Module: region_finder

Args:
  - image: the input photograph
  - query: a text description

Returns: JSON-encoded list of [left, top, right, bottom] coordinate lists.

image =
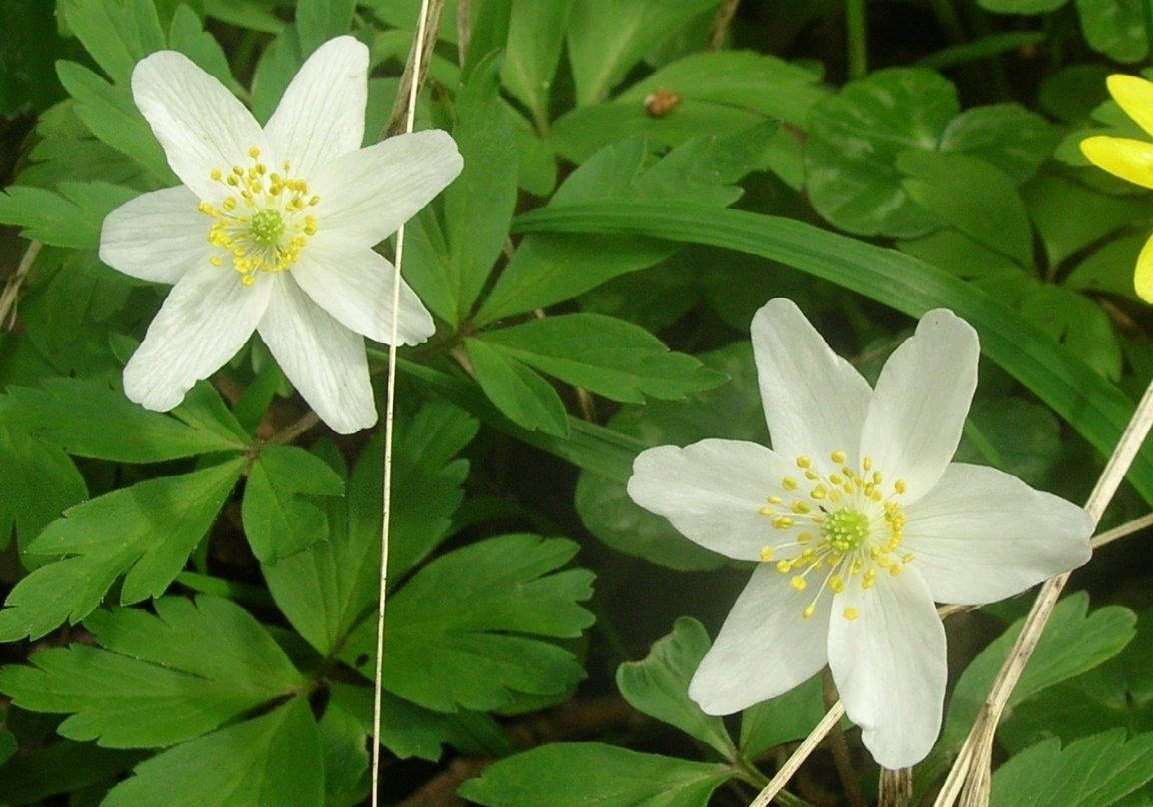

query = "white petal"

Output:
[[690, 564, 832, 714], [132, 50, 268, 201], [257, 274, 376, 434], [751, 299, 872, 473], [627, 439, 802, 562], [99, 186, 210, 284], [124, 264, 271, 410], [828, 568, 946, 768], [310, 130, 463, 246], [860, 309, 978, 504], [264, 36, 368, 179], [901, 463, 1092, 605], [290, 235, 435, 345]]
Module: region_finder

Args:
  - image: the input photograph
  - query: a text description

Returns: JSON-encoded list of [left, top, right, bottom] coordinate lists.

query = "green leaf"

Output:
[[1024, 171, 1149, 268], [503, 0, 573, 126], [1019, 283, 1122, 381], [0, 426, 87, 552], [0, 596, 305, 748], [242, 444, 343, 563], [617, 617, 735, 757], [898, 151, 1033, 267], [263, 404, 476, 656], [476, 313, 723, 404], [942, 592, 1136, 751], [565, 0, 719, 105], [0, 182, 138, 249], [978, 0, 1068, 12], [295, 0, 357, 54], [955, 398, 1063, 487], [58, 0, 166, 85], [939, 104, 1057, 184], [465, 338, 570, 437], [575, 343, 763, 571], [0, 0, 68, 117], [167, 5, 234, 87], [55, 61, 176, 180], [0, 459, 245, 641], [102, 696, 323, 807], [317, 696, 369, 804], [459, 742, 733, 807], [805, 68, 959, 237], [0, 740, 139, 805], [511, 201, 1153, 507], [991, 730, 1153, 807], [343, 534, 594, 712], [0, 724, 13, 767], [1065, 235, 1145, 301], [478, 129, 771, 324], [204, 0, 285, 34], [441, 52, 519, 325], [739, 675, 826, 759], [1076, 0, 1148, 63], [1, 379, 248, 462]]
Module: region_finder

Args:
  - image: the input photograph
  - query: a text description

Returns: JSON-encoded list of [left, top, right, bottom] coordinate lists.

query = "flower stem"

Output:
[[846, 0, 868, 80], [823, 670, 868, 807], [0, 239, 41, 330], [371, 1, 439, 804], [748, 700, 846, 807], [933, 376, 1153, 807], [708, 0, 742, 51]]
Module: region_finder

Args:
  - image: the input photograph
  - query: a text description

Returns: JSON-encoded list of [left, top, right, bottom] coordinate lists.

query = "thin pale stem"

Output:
[[879, 767, 912, 807], [933, 376, 1153, 807], [0, 240, 41, 330], [823, 671, 867, 807], [749, 701, 846, 807], [371, 1, 437, 804]]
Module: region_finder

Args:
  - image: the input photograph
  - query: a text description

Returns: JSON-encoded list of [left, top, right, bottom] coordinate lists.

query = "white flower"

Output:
[[626, 299, 1092, 768], [99, 36, 463, 433]]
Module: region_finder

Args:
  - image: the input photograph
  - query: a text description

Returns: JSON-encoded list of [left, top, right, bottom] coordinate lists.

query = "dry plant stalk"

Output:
[[879, 768, 913, 807], [371, 1, 441, 803], [933, 376, 1153, 807], [383, 0, 445, 139], [0, 240, 41, 330]]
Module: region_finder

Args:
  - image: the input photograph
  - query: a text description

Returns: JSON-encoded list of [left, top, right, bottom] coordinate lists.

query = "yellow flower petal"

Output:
[[1080, 136, 1153, 190], [1108, 74, 1153, 139], [1135, 235, 1153, 303]]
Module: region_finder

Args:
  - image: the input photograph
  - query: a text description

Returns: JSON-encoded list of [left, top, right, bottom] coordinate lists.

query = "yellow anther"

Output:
[[767, 496, 783, 505], [209, 255, 222, 267], [241, 274, 255, 286], [248, 146, 261, 158], [810, 485, 827, 500], [772, 516, 794, 529], [776, 560, 791, 574], [797, 532, 813, 544], [309, 195, 320, 206], [843, 608, 860, 621], [829, 575, 845, 594], [894, 479, 907, 494], [890, 564, 903, 576], [210, 168, 222, 181], [791, 576, 807, 591], [791, 501, 811, 514], [831, 450, 847, 464], [782, 477, 798, 491], [829, 474, 843, 485], [902, 553, 915, 563], [760, 547, 775, 562], [802, 604, 816, 619], [872, 471, 882, 485], [758, 507, 774, 516], [796, 456, 812, 469], [862, 457, 873, 471], [222, 197, 237, 211]]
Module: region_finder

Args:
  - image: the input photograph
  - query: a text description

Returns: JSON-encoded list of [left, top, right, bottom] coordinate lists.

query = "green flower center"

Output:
[[195, 145, 320, 286], [756, 450, 911, 621], [250, 209, 286, 246], [822, 508, 870, 553]]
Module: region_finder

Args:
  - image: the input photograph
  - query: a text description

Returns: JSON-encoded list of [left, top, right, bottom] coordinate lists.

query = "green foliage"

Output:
[[616, 617, 735, 758], [459, 743, 733, 807], [0, 459, 245, 641], [344, 533, 595, 712], [990, 730, 1153, 807], [3, 1, 1153, 803], [102, 697, 323, 807], [0, 596, 306, 747]]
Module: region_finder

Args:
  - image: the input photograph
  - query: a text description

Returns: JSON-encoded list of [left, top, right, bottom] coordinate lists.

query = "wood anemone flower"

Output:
[[100, 36, 462, 433], [627, 298, 1093, 768]]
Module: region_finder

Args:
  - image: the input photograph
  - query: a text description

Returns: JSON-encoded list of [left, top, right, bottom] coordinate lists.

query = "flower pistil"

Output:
[[758, 451, 911, 621]]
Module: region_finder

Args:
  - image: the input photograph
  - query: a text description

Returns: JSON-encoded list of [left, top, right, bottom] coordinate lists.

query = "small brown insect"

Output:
[[644, 87, 682, 118]]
